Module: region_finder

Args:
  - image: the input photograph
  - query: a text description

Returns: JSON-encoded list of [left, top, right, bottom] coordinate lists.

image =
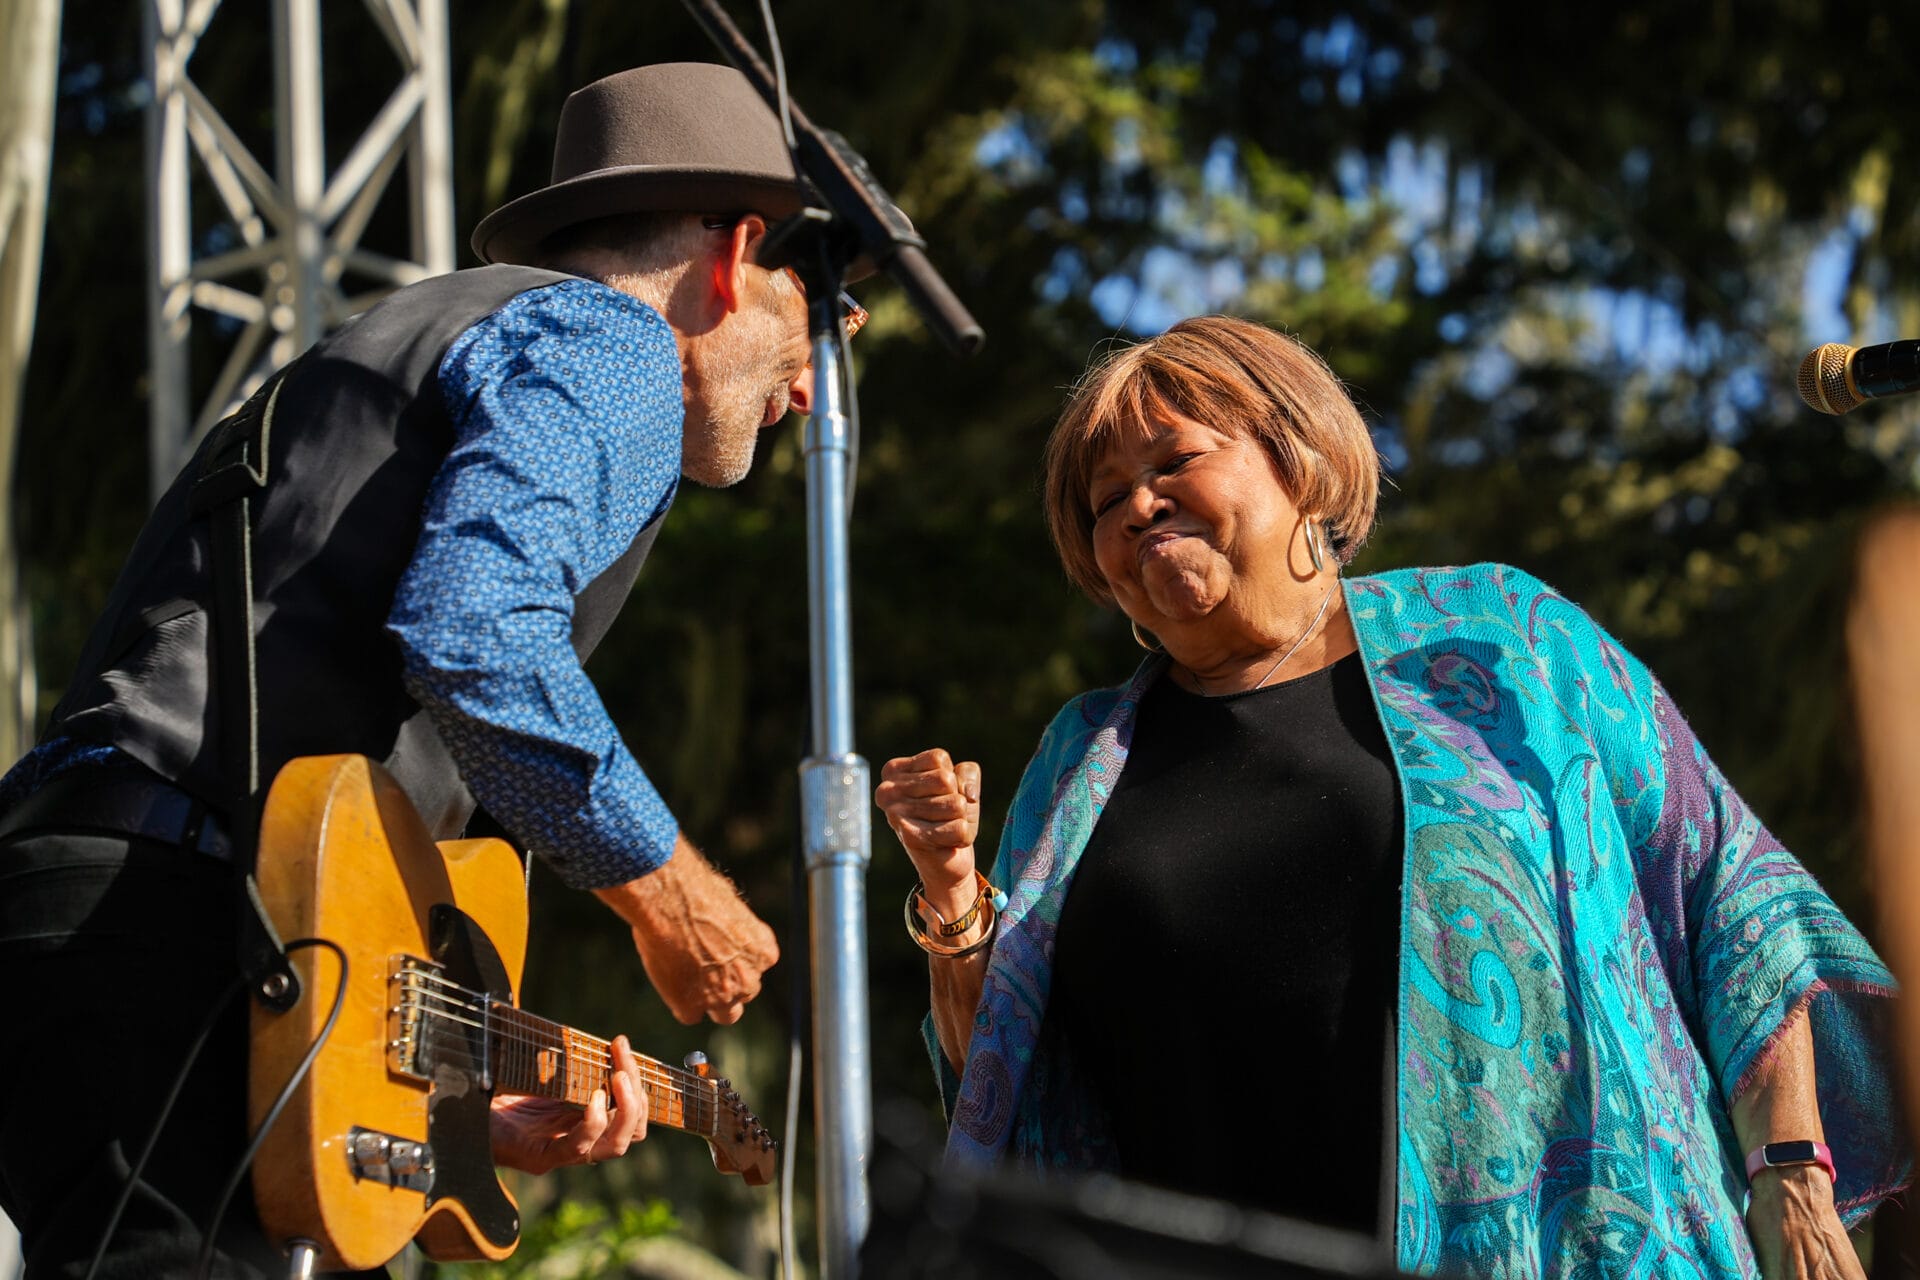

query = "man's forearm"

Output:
[[594, 832, 780, 1025]]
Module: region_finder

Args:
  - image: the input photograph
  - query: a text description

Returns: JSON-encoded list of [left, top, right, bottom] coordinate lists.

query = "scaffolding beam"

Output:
[[0, 0, 61, 762], [144, 0, 454, 500]]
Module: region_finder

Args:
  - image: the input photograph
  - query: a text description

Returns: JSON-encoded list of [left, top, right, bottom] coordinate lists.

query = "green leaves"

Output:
[[431, 1197, 683, 1279]]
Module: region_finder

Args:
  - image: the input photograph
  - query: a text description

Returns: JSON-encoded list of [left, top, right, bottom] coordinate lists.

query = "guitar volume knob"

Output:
[[350, 1131, 392, 1172], [389, 1141, 433, 1176]]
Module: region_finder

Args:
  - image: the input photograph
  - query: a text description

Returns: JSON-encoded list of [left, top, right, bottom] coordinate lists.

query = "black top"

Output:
[[1050, 651, 1403, 1232]]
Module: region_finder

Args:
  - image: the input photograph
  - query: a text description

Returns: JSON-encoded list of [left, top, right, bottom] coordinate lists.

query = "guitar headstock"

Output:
[[704, 1075, 777, 1186]]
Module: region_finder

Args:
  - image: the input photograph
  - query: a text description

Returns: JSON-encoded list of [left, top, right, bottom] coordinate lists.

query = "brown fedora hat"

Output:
[[472, 62, 811, 267]]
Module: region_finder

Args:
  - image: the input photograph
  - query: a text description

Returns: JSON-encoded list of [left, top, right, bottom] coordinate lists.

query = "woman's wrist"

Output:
[[927, 916, 990, 954], [905, 870, 1005, 960], [917, 866, 979, 920], [1748, 1161, 1835, 1198]]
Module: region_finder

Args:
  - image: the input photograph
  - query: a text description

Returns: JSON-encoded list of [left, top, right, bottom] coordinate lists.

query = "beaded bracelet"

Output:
[[904, 873, 1008, 959]]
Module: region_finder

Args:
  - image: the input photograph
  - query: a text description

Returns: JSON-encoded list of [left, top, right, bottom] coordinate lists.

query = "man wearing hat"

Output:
[[0, 62, 840, 1275]]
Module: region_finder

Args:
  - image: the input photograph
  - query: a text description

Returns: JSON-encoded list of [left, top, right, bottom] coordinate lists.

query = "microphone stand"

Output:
[[787, 212, 874, 1280], [676, 4, 984, 1276]]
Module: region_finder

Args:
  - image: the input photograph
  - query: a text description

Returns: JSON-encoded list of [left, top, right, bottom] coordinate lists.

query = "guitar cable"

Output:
[[81, 971, 247, 1280], [82, 935, 346, 1280], [193, 936, 349, 1280]]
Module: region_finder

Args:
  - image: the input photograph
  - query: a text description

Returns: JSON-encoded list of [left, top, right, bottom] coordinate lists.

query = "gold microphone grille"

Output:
[[1797, 342, 1858, 415]]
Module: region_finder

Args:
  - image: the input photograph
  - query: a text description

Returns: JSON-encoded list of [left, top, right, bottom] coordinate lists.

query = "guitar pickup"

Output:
[[347, 1126, 435, 1193]]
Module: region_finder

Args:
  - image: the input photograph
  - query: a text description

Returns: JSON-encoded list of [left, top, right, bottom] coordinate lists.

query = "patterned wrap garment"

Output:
[[928, 562, 1908, 1277]]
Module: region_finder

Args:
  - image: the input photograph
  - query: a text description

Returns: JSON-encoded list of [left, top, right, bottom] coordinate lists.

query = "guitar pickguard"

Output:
[[416, 903, 520, 1250]]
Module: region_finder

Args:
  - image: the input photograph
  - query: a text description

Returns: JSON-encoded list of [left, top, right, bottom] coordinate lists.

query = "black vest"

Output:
[[49, 266, 672, 839]]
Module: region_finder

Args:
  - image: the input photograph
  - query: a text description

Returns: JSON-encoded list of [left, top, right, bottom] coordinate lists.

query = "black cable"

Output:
[[81, 971, 249, 1280], [754, 0, 862, 520], [193, 937, 349, 1280], [756, 0, 799, 161]]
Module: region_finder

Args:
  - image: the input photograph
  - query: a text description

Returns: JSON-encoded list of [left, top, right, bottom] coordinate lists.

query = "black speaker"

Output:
[[862, 1103, 1413, 1280]]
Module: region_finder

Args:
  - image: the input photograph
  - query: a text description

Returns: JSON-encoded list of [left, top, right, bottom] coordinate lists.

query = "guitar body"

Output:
[[249, 754, 527, 1271]]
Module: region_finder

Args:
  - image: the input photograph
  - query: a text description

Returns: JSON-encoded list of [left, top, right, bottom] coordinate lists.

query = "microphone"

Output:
[[679, 0, 985, 357], [1797, 340, 1920, 414]]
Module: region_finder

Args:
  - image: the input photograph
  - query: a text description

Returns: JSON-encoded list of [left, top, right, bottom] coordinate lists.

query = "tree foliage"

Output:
[[19, 0, 1919, 1268]]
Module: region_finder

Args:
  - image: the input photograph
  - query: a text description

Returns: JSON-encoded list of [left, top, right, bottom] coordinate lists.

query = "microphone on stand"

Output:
[[1797, 339, 1920, 414]]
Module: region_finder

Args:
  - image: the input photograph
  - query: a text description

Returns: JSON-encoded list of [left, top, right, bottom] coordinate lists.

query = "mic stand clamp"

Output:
[[758, 207, 853, 278]]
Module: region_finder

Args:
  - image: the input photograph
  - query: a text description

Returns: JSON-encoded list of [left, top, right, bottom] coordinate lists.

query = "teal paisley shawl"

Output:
[[929, 562, 1907, 1277]]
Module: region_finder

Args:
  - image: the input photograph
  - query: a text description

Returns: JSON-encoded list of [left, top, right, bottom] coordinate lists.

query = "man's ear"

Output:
[[711, 214, 769, 316]]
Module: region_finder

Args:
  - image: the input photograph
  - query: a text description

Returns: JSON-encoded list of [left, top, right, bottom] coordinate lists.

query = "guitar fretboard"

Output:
[[485, 1004, 719, 1137]]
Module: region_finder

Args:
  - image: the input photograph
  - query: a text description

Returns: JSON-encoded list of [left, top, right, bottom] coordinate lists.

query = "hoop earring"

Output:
[[1304, 517, 1329, 574], [1130, 619, 1164, 653]]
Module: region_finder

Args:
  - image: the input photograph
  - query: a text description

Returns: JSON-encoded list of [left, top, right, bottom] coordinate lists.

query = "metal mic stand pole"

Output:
[[791, 234, 871, 1280], [671, 15, 983, 1274]]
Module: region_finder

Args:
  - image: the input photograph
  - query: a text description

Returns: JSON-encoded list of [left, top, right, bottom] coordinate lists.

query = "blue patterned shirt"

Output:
[[2, 278, 686, 889], [386, 279, 684, 887]]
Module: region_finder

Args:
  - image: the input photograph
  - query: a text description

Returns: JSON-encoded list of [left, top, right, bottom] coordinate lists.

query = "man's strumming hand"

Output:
[[593, 833, 779, 1025]]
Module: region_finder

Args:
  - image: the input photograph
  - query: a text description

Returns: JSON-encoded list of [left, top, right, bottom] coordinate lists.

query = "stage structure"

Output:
[[143, 0, 454, 501], [0, 0, 59, 768]]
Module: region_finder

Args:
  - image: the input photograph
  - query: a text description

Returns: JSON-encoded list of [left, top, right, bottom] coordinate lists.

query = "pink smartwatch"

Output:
[[1745, 1140, 1835, 1183]]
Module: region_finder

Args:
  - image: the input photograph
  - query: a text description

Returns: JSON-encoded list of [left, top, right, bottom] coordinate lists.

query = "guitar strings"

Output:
[[387, 978, 756, 1132], [398, 968, 710, 1078], [381, 968, 766, 1142], [394, 980, 710, 1088], [397, 974, 707, 1078], [410, 1033, 722, 1134], [406, 1024, 729, 1135], [393, 970, 699, 1068], [406, 1011, 714, 1101], [406, 1022, 724, 1130]]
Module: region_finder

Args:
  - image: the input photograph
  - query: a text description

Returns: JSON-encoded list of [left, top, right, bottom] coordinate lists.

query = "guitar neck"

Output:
[[485, 1004, 718, 1138]]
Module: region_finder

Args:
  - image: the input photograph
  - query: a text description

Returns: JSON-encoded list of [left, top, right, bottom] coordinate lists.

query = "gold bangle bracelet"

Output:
[[924, 872, 994, 937], [904, 876, 1006, 959]]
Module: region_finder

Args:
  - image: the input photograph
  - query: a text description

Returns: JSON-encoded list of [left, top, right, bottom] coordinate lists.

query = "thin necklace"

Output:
[[1199, 578, 1340, 695]]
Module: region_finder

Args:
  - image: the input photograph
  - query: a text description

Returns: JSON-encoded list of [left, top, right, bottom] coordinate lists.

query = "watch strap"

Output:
[[1744, 1139, 1835, 1184]]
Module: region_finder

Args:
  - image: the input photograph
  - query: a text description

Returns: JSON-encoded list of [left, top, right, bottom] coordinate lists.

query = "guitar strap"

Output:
[[187, 363, 303, 1013]]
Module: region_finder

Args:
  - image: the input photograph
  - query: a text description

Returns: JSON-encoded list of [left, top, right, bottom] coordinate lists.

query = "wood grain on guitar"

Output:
[[247, 754, 776, 1272]]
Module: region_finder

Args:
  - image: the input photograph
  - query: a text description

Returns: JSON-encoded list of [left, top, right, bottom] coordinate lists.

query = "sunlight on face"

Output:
[[1088, 410, 1304, 632], [681, 272, 811, 488]]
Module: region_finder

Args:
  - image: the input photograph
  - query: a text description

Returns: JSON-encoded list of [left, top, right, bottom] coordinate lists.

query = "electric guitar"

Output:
[[247, 754, 775, 1272]]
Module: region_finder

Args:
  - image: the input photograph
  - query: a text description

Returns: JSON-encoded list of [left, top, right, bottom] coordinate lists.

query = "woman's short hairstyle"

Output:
[[1043, 315, 1381, 605]]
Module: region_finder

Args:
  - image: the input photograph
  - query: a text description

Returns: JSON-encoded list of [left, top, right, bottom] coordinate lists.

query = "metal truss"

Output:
[[143, 0, 453, 499]]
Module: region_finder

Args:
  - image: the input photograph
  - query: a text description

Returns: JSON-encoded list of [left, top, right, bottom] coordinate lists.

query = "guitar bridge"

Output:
[[387, 955, 442, 1082]]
